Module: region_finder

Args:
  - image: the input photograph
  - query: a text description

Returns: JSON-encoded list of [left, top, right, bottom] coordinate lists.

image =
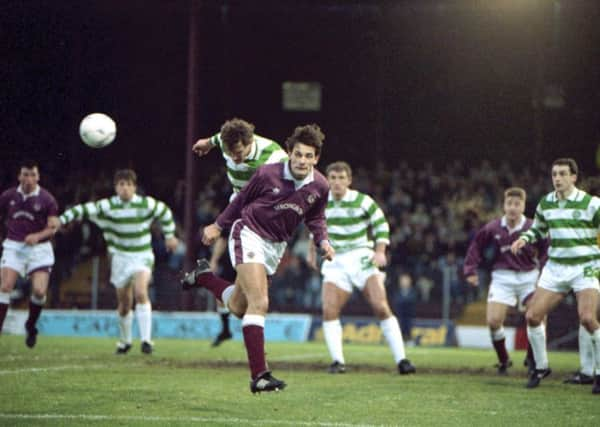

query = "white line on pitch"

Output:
[[0, 364, 106, 375], [0, 413, 386, 427]]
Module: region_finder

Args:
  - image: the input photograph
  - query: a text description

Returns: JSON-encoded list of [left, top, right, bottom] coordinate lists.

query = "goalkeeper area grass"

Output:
[[0, 335, 598, 426]]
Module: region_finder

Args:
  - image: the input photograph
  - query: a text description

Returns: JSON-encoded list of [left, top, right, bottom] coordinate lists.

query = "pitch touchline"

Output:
[[0, 413, 386, 427], [0, 365, 106, 375]]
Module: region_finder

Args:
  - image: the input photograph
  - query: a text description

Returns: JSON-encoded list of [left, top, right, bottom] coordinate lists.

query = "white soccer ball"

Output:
[[79, 113, 117, 148]]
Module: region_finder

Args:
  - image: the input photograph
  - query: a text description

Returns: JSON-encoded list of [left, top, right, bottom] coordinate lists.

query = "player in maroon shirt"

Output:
[[0, 160, 59, 347], [463, 187, 548, 375], [181, 124, 335, 393]]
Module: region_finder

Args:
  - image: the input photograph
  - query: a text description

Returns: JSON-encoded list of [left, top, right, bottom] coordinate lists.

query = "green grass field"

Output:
[[0, 335, 598, 426]]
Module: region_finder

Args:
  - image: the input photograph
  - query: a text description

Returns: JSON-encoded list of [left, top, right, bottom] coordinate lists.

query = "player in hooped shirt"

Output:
[[464, 187, 548, 375], [181, 124, 334, 393], [0, 160, 59, 347]]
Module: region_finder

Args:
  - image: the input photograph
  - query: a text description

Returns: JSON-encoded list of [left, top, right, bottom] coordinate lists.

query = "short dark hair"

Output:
[[220, 118, 255, 152], [114, 169, 137, 185], [552, 158, 578, 175], [19, 159, 39, 170], [285, 124, 324, 156], [326, 161, 352, 180]]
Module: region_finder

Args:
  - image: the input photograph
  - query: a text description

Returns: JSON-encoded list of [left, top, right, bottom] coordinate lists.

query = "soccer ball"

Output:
[[79, 113, 116, 148]]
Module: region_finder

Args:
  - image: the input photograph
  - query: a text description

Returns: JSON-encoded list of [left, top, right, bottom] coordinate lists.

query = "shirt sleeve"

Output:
[[149, 197, 176, 238], [520, 204, 548, 244], [363, 194, 390, 246], [60, 200, 105, 224], [305, 187, 329, 247], [463, 224, 490, 276]]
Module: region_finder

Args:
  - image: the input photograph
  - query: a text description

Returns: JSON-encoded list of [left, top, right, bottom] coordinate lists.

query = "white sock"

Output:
[[381, 316, 406, 363], [222, 285, 235, 312], [0, 291, 10, 304], [30, 295, 46, 306], [323, 319, 345, 364], [135, 303, 152, 343], [491, 327, 505, 342], [119, 311, 133, 344], [527, 324, 548, 369], [579, 324, 594, 376], [591, 328, 600, 375]]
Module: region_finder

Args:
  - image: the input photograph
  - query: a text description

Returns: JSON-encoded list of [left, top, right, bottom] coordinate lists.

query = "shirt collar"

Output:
[[283, 161, 314, 189], [17, 185, 40, 199], [552, 187, 580, 202], [113, 194, 140, 205], [501, 214, 526, 232]]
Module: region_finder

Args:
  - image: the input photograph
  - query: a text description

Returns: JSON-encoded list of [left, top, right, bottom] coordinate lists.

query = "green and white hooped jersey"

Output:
[[210, 133, 288, 193], [326, 189, 390, 253], [59, 194, 176, 257], [521, 188, 600, 265]]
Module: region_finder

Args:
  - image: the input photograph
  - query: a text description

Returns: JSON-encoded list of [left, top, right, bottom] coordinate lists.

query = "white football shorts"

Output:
[[110, 251, 154, 289], [321, 247, 384, 293], [537, 261, 600, 294], [228, 219, 287, 276], [1, 239, 54, 276], [487, 269, 539, 307]]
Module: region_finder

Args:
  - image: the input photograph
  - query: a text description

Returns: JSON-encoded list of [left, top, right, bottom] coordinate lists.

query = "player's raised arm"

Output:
[[192, 137, 215, 157]]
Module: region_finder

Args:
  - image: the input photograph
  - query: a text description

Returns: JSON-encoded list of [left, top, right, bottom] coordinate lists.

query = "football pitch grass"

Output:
[[0, 336, 598, 426]]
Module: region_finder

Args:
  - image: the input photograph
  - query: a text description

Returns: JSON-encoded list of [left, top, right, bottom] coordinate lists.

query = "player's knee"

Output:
[[579, 314, 598, 332], [248, 296, 269, 314], [322, 302, 340, 320], [117, 306, 130, 317], [372, 303, 391, 320], [525, 309, 543, 326], [487, 318, 503, 330]]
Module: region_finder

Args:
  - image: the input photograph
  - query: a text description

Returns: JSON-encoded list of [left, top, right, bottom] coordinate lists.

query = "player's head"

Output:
[[326, 161, 352, 199], [503, 187, 526, 222], [285, 124, 324, 180], [220, 118, 255, 164], [551, 158, 578, 194], [114, 169, 137, 201], [18, 159, 40, 193]]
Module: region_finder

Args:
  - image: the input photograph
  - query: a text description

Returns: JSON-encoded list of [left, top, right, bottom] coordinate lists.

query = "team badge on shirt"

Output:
[[572, 210, 581, 219], [272, 187, 280, 195], [33, 203, 41, 212], [307, 194, 316, 204]]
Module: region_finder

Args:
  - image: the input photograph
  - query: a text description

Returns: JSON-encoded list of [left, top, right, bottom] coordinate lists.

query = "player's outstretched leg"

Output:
[[491, 327, 511, 375], [24, 295, 45, 348], [212, 307, 232, 347], [565, 325, 595, 384], [526, 323, 551, 388], [181, 259, 231, 298]]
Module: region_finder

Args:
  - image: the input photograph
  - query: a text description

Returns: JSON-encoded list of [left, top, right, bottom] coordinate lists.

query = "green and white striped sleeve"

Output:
[[148, 196, 176, 238], [521, 203, 549, 244], [60, 199, 108, 225], [363, 194, 390, 245]]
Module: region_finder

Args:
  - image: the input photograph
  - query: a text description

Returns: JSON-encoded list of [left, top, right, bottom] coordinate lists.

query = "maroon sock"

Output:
[[242, 324, 267, 380], [492, 338, 509, 364], [25, 300, 43, 330], [0, 303, 8, 333], [526, 341, 534, 362], [196, 273, 231, 302]]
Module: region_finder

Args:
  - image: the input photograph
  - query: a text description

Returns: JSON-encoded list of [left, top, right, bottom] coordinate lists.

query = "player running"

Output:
[[0, 160, 59, 348], [55, 169, 178, 355], [463, 187, 547, 375]]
